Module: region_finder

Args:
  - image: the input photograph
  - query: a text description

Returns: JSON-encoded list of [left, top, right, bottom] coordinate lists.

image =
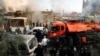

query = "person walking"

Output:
[[23, 27, 26, 34], [41, 36, 49, 53], [35, 29, 42, 42], [43, 28, 48, 37], [34, 44, 44, 56], [16, 28, 21, 34]]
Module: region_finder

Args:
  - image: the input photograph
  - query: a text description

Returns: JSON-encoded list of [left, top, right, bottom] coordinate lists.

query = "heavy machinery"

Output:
[[49, 21, 100, 38], [48, 20, 100, 56]]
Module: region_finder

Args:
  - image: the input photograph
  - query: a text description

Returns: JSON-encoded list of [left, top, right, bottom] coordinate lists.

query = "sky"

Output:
[[38, 0, 83, 13]]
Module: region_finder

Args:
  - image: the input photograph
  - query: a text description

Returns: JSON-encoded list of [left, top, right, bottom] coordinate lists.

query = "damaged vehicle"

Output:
[[6, 34, 38, 56]]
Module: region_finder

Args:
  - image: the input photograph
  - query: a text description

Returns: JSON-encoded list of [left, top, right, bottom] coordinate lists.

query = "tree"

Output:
[[0, 31, 24, 56]]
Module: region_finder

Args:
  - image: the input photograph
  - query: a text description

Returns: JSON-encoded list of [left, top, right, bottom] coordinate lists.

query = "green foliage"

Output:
[[0, 31, 24, 56], [0, 40, 7, 56], [0, 14, 3, 23], [0, 30, 4, 40]]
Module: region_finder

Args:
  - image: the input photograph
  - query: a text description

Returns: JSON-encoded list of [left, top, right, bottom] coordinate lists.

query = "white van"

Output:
[[27, 27, 45, 35]]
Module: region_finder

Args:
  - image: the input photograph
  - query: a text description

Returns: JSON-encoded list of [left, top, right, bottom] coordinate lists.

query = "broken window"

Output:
[[51, 26, 60, 32], [29, 38, 37, 49]]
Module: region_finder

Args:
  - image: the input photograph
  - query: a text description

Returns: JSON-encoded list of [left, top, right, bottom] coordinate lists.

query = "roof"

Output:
[[27, 27, 45, 33], [19, 34, 35, 42], [53, 21, 65, 26], [66, 22, 92, 32], [7, 34, 36, 44], [4, 16, 27, 19], [32, 27, 44, 30]]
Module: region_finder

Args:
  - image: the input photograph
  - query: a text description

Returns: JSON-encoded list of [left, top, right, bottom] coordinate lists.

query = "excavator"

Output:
[[48, 20, 100, 56]]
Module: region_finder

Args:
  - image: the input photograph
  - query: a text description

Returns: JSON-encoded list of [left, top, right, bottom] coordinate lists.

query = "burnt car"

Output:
[[7, 34, 38, 56]]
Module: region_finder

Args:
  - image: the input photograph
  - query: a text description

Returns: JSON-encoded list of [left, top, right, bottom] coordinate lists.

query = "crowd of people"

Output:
[[33, 31, 91, 56], [34, 31, 74, 56], [34, 35, 68, 56], [4, 24, 91, 56], [34, 36, 91, 56]]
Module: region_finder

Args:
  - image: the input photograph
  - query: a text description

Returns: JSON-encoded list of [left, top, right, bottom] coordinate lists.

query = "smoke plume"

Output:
[[51, 0, 64, 13], [3, 0, 28, 12], [0, 0, 45, 23], [0, 0, 42, 12], [83, 0, 100, 16]]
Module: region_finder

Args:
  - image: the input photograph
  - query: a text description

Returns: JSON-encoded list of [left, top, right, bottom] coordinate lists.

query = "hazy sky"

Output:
[[1, 0, 83, 13], [39, 0, 83, 13]]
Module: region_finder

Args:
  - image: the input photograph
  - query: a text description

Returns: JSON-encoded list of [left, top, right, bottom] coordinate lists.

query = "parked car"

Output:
[[27, 27, 45, 35]]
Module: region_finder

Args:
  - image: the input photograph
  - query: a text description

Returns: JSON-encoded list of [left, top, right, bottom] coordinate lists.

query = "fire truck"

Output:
[[49, 20, 100, 55]]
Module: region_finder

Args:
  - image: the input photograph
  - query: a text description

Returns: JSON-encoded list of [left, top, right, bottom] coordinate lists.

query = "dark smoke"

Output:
[[91, 0, 100, 15], [83, 0, 100, 16]]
